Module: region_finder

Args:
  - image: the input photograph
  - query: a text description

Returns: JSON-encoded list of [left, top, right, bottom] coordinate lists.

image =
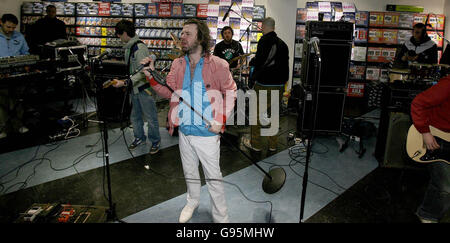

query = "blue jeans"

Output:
[[416, 162, 450, 221], [130, 89, 161, 145]]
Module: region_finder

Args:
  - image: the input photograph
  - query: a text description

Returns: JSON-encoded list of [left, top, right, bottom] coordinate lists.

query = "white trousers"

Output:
[[179, 131, 229, 223]]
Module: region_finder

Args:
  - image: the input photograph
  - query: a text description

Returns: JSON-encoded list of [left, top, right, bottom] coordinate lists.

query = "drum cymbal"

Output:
[[389, 68, 410, 74], [434, 63, 450, 68], [229, 53, 252, 64], [409, 63, 433, 67]]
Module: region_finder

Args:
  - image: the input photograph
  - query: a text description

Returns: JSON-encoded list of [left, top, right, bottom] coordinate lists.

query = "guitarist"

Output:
[[112, 20, 161, 154], [410, 75, 450, 223]]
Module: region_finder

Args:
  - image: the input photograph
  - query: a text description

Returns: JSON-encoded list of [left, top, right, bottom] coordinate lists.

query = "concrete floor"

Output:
[[0, 98, 447, 224]]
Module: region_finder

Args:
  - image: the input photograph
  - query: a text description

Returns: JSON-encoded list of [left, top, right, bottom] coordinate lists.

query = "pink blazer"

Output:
[[148, 54, 237, 135]]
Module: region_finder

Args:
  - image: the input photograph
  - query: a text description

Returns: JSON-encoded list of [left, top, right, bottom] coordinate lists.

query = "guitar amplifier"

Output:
[[306, 21, 354, 42], [93, 60, 130, 122], [94, 60, 128, 78], [375, 112, 424, 169], [41, 41, 87, 72]]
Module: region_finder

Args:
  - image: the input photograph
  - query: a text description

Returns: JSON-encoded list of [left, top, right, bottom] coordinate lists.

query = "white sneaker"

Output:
[[19, 126, 29, 134], [418, 216, 438, 223], [0, 131, 6, 139], [416, 213, 438, 223], [179, 204, 198, 223]]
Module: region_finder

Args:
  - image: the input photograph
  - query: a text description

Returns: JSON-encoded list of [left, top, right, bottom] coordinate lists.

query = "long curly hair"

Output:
[[183, 18, 211, 56]]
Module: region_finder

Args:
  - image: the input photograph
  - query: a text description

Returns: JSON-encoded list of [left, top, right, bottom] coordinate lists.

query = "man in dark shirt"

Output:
[[213, 26, 244, 69], [28, 5, 67, 53], [243, 17, 289, 153]]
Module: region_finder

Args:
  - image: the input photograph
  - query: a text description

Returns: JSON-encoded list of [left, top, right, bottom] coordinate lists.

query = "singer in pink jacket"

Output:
[[142, 19, 236, 223], [147, 54, 237, 135]]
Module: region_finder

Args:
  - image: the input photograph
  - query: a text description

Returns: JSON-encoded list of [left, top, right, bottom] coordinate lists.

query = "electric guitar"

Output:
[[102, 80, 119, 89], [406, 125, 450, 164]]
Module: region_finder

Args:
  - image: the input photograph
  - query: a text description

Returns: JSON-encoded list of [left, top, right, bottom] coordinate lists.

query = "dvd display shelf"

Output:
[[248, 5, 265, 54], [21, 2, 209, 60], [351, 12, 446, 82], [133, 2, 206, 71], [74, 2, 133, 58], [351, 11, 445, 109], [75, 15, 133, 58], [293, 8, 307, 86]]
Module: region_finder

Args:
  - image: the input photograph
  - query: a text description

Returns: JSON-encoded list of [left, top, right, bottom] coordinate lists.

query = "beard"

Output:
[[182, 40, 201, 54]]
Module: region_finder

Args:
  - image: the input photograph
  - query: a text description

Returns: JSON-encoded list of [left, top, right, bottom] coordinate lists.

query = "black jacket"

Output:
[[28, 17, 67, 53], [394, 35, 438, 68], [249, 31, 289, 85]]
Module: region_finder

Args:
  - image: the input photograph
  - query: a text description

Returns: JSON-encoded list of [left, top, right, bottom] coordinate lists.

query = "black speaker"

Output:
[[93, 60, 131, 122], [301, 41, 352, 88], [97, 84, 131, 123], [298, 90, 346, 133]]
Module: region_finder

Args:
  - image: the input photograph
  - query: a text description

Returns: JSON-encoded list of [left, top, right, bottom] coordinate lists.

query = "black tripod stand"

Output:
[[299, 41, 321, 222]]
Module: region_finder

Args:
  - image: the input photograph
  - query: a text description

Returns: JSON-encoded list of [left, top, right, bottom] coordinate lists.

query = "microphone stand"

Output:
[[299, 42, 322, 222], [148, 70, 286, 194], [87, 57, 125, 223], [239, 24, 252, 54]]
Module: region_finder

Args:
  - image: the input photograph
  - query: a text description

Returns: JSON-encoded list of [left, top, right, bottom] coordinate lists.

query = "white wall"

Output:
[[445, 0, 450, 48], [0, 0, 26, 21]]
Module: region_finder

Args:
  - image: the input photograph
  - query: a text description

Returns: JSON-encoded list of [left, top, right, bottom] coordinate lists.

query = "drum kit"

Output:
[[229, 53, 252, 90], [389, 62, 450, 83]]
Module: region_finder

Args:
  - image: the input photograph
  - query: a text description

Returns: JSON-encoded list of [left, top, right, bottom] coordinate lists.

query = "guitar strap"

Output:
[[127, 40, 145, 76]]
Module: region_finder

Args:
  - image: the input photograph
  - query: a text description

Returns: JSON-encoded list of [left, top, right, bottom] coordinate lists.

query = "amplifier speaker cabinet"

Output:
[[306, 21, 354, 41], [97, 80, 131, 123], [375, 112, 422, 169], [298, 90, 346, 133], [301, 40, 352, 88]]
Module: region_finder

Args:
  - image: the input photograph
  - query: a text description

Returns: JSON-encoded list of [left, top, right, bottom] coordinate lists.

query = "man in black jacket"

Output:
[[243, 17, 289, 153], [28, 5, 67, 54], [394, 23, 438, 68]]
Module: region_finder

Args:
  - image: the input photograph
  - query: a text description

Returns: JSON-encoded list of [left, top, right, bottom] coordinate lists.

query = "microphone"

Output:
[[130, 54, 159, 78], [93, 49, 111, 60], [222, 2, 234, 21], [309, 37, 321, 57], [146, 55, 166, 86]]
